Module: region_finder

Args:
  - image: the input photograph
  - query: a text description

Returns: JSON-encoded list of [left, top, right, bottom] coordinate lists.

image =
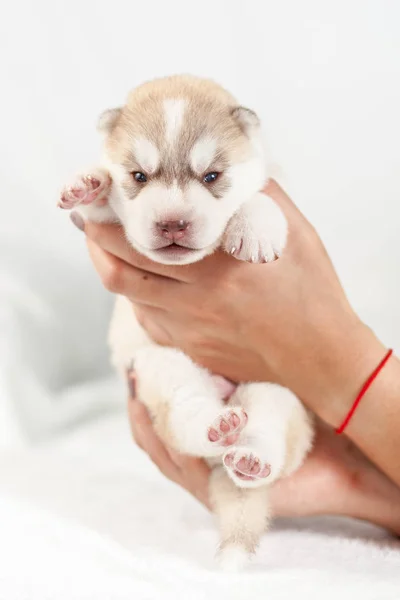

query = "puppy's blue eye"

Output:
[[203, 172, 219, 184], [133, 172, 147, 183]]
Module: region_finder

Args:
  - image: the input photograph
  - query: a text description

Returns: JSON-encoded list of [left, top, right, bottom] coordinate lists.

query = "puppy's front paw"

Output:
[[222, 192, 287, 263], [59, 168, 111, 209], [223, 447, 272, 488]]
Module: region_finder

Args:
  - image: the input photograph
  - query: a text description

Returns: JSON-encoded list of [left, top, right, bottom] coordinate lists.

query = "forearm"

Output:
[[346, 349, 400, 488], [292, 318, 400, 488]]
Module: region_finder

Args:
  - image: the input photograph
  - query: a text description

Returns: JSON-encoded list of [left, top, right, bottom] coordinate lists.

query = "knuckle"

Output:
[[102, 260, 124, 293]]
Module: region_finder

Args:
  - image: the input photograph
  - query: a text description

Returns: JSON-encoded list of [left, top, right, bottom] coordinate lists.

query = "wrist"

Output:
[[286, 315, 386, 428], [314, 319, 386, 427]]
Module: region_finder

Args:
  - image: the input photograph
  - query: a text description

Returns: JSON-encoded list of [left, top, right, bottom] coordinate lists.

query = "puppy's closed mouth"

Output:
[[154, 243, 198, 256]]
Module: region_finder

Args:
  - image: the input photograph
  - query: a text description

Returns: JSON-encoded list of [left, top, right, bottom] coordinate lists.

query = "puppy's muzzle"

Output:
[[156, 220, 190, 242]]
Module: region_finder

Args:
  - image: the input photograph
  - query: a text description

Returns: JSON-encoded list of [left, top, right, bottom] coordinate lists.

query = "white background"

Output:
[[0, 0, 399, 444]]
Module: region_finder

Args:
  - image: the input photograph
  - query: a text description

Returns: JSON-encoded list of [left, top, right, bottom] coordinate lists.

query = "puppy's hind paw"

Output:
[[207, 407, 247, 448], [223, 446, 271, 487]]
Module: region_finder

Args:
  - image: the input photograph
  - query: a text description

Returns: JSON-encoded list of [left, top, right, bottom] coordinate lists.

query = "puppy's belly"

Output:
[[108, 296, 238, 396]]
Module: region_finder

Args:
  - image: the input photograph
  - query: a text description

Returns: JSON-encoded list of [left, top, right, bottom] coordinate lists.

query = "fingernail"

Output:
[[70, 211, 85, 232]]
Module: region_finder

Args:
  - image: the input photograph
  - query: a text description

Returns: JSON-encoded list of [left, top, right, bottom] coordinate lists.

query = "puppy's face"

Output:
[[100, 76, 266, 265]]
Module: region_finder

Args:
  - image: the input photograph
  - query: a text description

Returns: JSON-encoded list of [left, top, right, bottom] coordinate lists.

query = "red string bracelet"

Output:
[[335, 348, 393, 434]]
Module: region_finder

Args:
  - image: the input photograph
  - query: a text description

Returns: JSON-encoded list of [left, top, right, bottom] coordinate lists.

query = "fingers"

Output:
[[128, 387, 182, 484], [85, 221, 193, 283], [167, 448, 211, 508], [86, 239, 183, 308]]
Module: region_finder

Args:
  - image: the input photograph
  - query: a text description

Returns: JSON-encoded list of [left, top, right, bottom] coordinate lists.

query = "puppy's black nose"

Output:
[[156, 220, 190, 240]]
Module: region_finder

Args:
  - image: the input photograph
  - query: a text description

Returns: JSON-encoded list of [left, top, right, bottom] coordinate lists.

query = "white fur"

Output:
[[134, 345, 226, 457], [190, 136, 217, 173], [133, 137, 160, 173], [210, 466, 271, 570], [222, 191, 288, 262], [163, 98, 186, 145], [106, 296, 313, 573], [61, 79, 314, 570], [95, 111, 269, 266], [105, 157, 271, 267], [223, 383, 313, 488]]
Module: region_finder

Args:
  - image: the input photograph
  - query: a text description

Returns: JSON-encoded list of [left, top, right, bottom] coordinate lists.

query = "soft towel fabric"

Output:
[[0, 410, 399, 599]]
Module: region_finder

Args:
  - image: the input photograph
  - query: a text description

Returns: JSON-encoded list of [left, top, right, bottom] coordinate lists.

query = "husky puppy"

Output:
[[60, 75, 313, 570]]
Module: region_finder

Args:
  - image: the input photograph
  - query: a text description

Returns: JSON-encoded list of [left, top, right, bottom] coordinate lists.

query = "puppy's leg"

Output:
[[109, 297, 247, 457], [58, 166, 117, 223], [134, 346, 248, 457], [210, 466, 270, 571], [222, 383, 314, 488], [222, 191, 287, 263]]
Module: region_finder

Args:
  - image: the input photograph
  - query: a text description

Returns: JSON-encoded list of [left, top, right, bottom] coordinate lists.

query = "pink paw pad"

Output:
[[223, 449, 271, 481], [207, 408, 247, 447], [59, 173, 111, 209]]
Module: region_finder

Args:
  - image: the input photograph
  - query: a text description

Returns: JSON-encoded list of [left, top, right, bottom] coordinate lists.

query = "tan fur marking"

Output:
[[210, 467, 270, 556], [104, 75, 253, 197]]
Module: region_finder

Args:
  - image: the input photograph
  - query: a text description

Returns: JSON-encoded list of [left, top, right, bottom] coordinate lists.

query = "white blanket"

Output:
[[1, 410, 399, 599]]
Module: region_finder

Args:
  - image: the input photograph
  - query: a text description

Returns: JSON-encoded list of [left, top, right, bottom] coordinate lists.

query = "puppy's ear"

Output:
[[97, 107, 122, 134], [231, 106, 260, 134]]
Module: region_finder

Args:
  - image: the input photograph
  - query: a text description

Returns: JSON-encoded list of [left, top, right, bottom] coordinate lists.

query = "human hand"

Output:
[[127, 370, 400, 535], [85, 180, 384, 427]]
